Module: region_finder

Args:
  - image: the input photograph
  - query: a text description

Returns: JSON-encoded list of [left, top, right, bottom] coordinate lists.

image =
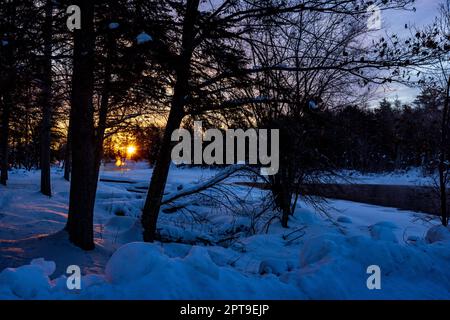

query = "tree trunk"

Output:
[[439, 76, 450, 227], [63, 121, 72, 181], [141, 0, 200, 242], [270, 169, 292, 228], [0, 4, 16, 186], [438, 164, 447, 226], [142, 110, 184, 241], [93, 30, 114, 192], [0, 92, 11, 186], [65, 0, 96, 250], [40, 0, 53, 196]]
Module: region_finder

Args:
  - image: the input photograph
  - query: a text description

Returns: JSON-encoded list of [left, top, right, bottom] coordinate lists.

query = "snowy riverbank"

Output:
[[1, 165, 449, 299]]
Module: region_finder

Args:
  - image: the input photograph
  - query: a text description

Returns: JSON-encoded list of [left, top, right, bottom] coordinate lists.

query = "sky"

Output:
[[375, 0, 443, 105]]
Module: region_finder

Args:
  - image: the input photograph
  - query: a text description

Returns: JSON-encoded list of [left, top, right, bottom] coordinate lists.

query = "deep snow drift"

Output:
[[0, 164, 449, 299]]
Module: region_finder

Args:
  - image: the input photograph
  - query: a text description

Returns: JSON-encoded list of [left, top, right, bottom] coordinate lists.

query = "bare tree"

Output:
[[436, 1, 450, 226], [439, 75, 450, 226], [141, 0, 433, 240], [0, 1, 17, 186], [414, 1, 450, 226], [40, 0, 54, 196], [142, 0, 201, 242]]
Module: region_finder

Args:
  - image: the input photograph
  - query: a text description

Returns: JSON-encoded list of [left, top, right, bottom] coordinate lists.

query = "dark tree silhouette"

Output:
[[65, 0, 97, 250]]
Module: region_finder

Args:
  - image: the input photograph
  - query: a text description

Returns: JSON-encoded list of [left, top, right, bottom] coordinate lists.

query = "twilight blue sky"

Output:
[[376, 0, 443, 104]]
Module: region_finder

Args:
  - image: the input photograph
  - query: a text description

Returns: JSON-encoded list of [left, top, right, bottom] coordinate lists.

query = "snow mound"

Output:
[[105, 242, 166, 284], [259, 258, 294, 276], [0, 263, 52, 299], [184, 246, 220, 279], [407, 235, 420, 242], [295, 208, 319, 224], [0, 242, 303, 299], [300, 235, 340, 268], [136, 32, 153, 44], [109, 22, 119, 29], [369, 221, 398, 243], [30, 258, 56, 277], [1, 228, 450, 300], [294, 234, 450, 299], [425, 225, 450, 243]]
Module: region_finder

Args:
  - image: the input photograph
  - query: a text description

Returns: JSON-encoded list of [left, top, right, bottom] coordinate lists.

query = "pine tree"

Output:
[[65, 0, 97, 250]]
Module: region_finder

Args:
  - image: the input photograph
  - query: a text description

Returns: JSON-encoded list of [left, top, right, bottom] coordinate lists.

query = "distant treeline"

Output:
[[3, 86, 445, 176], [133, 87, 446, 174], [322, 89, 445, 172]]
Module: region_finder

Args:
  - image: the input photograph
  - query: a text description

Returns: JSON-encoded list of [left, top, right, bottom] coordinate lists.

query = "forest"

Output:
[[0, 0, 449, 301]]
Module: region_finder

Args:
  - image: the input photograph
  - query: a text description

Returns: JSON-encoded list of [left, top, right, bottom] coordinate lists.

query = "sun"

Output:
[[126, 145, 137, 158]]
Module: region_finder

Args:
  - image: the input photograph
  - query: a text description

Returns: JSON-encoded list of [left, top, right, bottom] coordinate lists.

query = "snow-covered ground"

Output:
[[336, 168, 436, 186], [0, 164, 449, 299]]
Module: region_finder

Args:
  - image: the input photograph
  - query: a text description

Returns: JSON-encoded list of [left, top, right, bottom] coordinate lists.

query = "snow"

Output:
[[337, 216, 352, 224], [105, 242, 166, 284], [0, 261, 52, 299], [308, 100, 318, 110], [0, 163, 449, 299], [108, 22, 120, 30], [369, 221, 399, 243], [30, 258, 56, 276], [336, 168, 435, 186], [425, 225, 450, 243], [136, 32, 153, 44]]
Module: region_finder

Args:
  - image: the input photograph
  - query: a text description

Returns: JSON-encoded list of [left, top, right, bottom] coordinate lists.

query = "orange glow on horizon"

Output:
[[115, 158, 124, 167]]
